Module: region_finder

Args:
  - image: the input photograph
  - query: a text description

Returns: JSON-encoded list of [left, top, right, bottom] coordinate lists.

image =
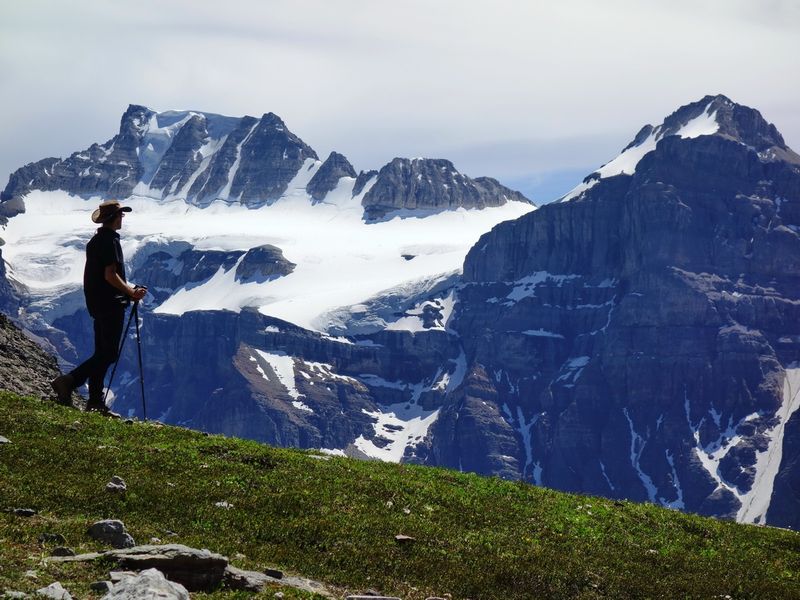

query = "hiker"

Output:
[[50, 200, 147, 413]]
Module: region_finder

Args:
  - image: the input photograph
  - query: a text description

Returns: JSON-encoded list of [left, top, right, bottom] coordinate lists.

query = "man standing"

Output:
[[51, 200, 147, 413]]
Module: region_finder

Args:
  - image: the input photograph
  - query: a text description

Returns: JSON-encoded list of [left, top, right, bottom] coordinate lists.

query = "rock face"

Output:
[[0, 107, 319, 213], [2, 105, 151, 209], [361, 158, 530, 221], [0, 247, 19, 314], [109, 308, 460, 461], [440, 94, 800, 528], [125, 243, 293, 305], [0, 312, 63, 400], [306, 152, 357, 202], [234, 245, 295, 283]]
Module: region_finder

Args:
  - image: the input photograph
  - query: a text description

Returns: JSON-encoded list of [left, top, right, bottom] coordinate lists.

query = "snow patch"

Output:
[[300, 359, 360, 385], [252, 349, 305, 405], [505, 272, 580, 303], [354, 402, 440, 463], [623, 408, 659, 503], [737, 364, 800, 523], [520, 329, 564, 339]]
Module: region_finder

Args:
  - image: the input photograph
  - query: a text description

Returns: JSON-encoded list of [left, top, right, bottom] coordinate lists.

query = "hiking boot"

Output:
[[50, 374, 74, 406], [85, 399, 120, 418]]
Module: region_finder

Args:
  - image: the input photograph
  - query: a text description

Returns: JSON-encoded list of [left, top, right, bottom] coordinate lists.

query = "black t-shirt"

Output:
[[83, 227, 127, 316]]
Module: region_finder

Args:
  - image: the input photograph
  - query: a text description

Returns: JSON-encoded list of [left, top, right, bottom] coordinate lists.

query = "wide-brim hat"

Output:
[[91, 200, 132, 223]]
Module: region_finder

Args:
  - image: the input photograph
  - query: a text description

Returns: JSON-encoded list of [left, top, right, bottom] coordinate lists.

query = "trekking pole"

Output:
[[132, 300, 147, 421], [103, 302, 137, 406]]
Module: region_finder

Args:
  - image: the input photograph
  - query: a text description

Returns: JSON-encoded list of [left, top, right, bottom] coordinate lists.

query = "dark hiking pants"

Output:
[[69, 306, 125, 402]]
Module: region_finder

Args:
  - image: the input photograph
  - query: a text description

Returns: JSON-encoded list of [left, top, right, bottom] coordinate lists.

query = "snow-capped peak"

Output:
[[559, 94, 799, 203], [560, 99, 720, 202]]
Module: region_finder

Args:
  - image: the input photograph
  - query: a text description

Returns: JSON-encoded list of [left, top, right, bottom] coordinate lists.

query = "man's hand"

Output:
[[131, 285, 147, 301]]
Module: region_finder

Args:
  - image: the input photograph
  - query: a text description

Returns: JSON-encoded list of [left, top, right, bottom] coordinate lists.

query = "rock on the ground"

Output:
[[87, 520, 135, 549], [13, 508, 37, 517], [222, 566, 272, 592], [346, 596, 402, 600], [223, 566, 334, 598], [110, 545, 228, 592], [4, 592, 28, 599], [0, 435, 10, 444], [394, 534, 415, 544], [50, 547, 75, 557], [89, 582, 113, 594], [105, 476, 127, 494], [100, 568, 188, 600], [46, 543, 333, 596], [34, 583, 72, 600]]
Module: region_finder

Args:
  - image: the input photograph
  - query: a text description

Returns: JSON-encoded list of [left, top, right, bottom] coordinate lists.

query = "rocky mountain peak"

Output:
[[662, 94, 794, 158], [121, 104, 156, 132], [259, 112, 288, 130], [306, 151, 356, 202], [563, 95, 800, 202], [361, 157, 531, 221]]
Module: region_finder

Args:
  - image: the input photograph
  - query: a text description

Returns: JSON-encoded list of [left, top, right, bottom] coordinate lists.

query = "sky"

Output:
[[1, 0, 798, 204]]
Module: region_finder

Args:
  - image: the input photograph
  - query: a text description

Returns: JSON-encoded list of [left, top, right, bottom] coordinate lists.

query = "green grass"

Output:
[[1, 391, 799, 599]]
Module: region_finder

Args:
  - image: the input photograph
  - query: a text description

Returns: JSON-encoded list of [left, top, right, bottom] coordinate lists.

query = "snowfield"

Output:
[[1, 180, 534, 333]]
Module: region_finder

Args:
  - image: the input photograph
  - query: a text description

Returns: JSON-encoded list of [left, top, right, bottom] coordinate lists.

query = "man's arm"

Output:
[[104, 264, 146, 301]]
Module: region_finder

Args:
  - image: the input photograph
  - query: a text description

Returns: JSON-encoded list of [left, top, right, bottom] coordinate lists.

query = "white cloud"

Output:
[[0, 0, 798, 202]]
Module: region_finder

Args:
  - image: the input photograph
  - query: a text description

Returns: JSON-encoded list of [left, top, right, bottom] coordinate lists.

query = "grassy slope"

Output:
[[0, 392, 798, 600]]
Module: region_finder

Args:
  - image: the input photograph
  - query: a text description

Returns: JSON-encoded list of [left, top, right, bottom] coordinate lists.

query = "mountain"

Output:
[[0, 104, 532, 468], [0, 104, 529, 220], [444, 95, 800, 528], [2, 96, 799, 529]]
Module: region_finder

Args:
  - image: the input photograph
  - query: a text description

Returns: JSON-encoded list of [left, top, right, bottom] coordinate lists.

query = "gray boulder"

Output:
[[109, 544, 228, 592], [105, 476, 127, 494], [100, 568, 188, 600], [87, 520, 135, 549], [34, 583, 71, 600], [0, 436, 9, 444]]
